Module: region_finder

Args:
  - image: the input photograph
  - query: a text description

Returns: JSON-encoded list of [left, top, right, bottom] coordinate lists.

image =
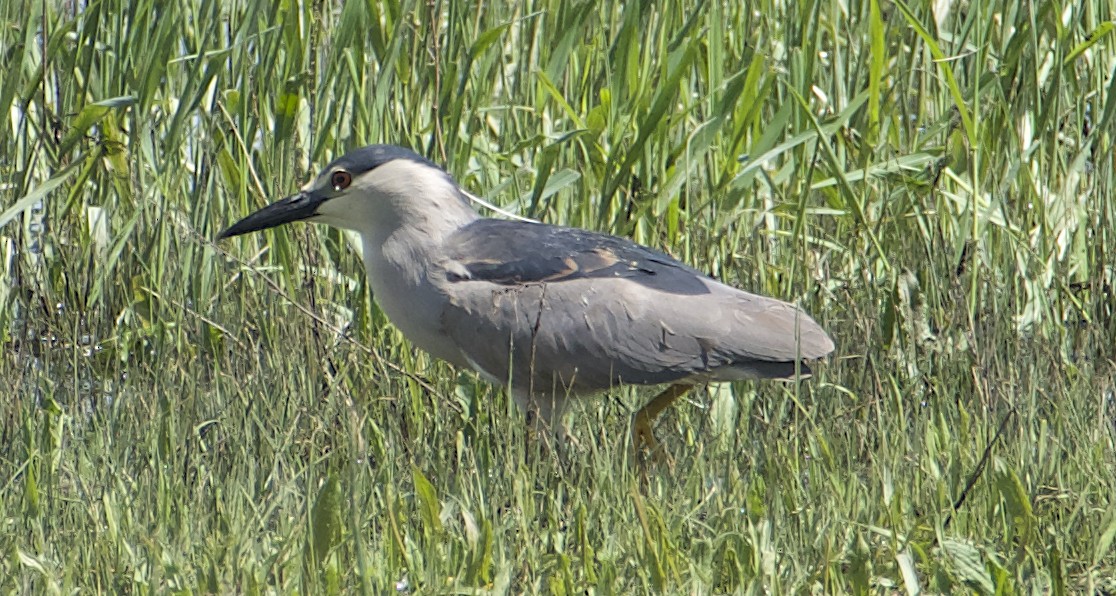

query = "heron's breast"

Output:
[[361, 241, 469, 368]]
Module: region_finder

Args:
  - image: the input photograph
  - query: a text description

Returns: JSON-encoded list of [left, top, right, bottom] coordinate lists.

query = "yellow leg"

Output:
[[631, 384, 692, 461]]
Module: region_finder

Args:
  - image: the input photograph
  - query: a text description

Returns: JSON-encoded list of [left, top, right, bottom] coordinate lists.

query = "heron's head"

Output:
[[218, 145, 478, 241]]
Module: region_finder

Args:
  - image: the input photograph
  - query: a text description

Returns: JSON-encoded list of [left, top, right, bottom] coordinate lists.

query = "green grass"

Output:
[[2, 0, 1115, 592]]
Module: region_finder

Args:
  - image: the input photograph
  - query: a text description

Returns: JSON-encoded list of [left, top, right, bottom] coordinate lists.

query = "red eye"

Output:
[[331, 170, 352, 191]]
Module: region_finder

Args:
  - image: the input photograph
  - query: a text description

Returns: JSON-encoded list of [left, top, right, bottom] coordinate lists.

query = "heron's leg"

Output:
[[631, 383, 691, 460], [511, 391, 576, 450]]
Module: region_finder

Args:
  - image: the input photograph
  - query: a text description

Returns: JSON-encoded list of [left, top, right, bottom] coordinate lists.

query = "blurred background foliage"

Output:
[[1, 0, 1114, 592]]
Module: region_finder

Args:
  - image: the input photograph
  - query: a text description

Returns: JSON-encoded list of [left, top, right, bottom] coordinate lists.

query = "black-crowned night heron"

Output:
[[219, 145, 834, 455]]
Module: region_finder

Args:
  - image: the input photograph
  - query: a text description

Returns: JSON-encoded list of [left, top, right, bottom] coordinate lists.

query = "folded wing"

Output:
[[437, 219, 833, 396]]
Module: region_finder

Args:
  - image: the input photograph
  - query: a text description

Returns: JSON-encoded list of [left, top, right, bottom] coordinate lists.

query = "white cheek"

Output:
[[311, 193, 385, 234], [309, 199, 353, 231], [318, 197, 411, 255]]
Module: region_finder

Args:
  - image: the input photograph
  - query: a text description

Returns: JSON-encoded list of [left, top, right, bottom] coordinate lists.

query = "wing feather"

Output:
[[437, 219, 833, 396]]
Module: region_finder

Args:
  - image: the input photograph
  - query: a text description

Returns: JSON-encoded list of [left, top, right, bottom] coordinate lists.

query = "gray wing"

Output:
[[442, 219, 711, 294], [437, 219, 834, 396]]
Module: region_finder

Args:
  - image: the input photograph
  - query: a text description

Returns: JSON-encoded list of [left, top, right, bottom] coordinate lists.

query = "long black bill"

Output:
[[218, 192, 324, 239]]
